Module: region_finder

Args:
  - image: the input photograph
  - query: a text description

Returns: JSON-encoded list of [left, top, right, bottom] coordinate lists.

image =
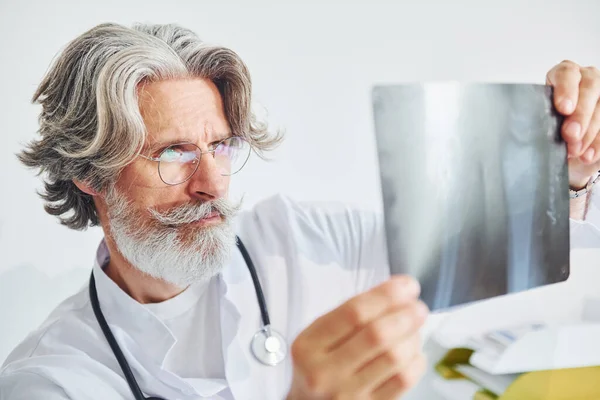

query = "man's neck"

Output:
[[103, 238, 186, 304]]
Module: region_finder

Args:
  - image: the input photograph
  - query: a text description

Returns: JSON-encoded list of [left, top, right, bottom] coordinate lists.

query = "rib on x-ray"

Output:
[[371, 83, 570, 312]]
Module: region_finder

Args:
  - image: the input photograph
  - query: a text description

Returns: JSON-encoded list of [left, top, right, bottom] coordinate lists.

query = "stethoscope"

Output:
[[89, 237, 287, 400]]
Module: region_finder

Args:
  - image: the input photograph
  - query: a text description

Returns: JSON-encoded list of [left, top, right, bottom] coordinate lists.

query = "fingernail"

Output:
[[565, 121, 581, 139], [585, 148, 595, 162], [561, 99, 575, 114]]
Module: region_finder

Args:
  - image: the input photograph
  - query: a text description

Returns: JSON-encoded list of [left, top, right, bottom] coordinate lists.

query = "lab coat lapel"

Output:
[[219, 239, 263, 399], [93, 240, 226, 399]]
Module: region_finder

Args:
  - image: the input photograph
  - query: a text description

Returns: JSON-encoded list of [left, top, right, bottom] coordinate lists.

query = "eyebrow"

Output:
[[146, 133, 233, 153]]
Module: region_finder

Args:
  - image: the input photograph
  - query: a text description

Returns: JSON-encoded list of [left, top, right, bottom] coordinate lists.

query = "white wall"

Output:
[[1, 0, 599, 363]]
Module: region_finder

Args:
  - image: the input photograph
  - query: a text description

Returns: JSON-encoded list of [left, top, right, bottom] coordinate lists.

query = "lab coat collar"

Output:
[[217, 235, 255, 397], [92, 239, 175, 367], [91, 239, 229, 398]]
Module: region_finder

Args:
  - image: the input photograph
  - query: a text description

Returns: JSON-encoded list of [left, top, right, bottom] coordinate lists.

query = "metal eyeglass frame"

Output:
[[138, 136, 251, 186]]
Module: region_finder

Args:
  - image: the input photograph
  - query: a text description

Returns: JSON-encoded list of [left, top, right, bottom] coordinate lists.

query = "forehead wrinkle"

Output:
[[140, 81, 230, 148], [204, 120, 216, 138]]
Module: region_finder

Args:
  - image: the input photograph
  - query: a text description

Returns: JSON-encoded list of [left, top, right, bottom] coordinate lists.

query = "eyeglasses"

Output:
[[139, 136, 252, 185]]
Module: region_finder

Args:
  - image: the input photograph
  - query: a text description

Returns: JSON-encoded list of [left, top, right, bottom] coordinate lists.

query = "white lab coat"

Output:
[[1, 192, 599, 399]]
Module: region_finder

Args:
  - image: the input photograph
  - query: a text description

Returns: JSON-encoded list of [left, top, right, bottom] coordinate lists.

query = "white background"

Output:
[[1, 0, 599, 368]]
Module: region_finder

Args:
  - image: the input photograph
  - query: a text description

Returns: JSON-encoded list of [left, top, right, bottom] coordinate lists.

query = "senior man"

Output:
[[1, 22, 599, 400]]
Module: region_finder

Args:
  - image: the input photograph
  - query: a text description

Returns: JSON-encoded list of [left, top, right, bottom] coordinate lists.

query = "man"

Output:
[[0, 22, 599, 400]]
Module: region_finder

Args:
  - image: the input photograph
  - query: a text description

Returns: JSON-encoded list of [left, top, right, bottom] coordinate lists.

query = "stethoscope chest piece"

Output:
[[251, 326, 287, 366]]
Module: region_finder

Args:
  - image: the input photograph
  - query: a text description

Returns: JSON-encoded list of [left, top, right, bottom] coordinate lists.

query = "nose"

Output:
[[185, 152, 229, 202]]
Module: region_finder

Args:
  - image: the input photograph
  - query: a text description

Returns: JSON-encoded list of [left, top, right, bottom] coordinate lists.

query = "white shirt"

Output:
[[1, 192, 599, 400], [143, 275, 225, 381]]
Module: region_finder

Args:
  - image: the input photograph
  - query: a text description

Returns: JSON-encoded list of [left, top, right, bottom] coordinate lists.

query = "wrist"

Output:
[[570, 178, 590, 191], [570, 192, 588, 220], [569, 171, 600, 199]]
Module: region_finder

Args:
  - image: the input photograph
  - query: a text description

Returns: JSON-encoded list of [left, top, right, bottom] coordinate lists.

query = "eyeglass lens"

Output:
[[157, 137, 250, 185]]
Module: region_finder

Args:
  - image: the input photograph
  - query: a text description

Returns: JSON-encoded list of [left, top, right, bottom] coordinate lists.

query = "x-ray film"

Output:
[[371, 83, 570, 312]]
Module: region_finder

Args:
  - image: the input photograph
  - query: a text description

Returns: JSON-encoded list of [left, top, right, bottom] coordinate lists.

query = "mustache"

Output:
[[149, 197, 242, 227]]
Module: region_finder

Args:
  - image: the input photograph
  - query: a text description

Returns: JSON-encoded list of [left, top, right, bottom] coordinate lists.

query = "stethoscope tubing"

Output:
[[89, 236, 275, 400], [90, 272, 155, 400]]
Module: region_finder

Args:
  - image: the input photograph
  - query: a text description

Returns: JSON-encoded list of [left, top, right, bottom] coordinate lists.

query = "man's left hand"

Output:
[[546, 60, 600, 189]]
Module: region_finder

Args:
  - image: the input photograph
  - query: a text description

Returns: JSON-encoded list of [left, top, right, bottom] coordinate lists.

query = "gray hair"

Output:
[[18, 22, 282, 230]]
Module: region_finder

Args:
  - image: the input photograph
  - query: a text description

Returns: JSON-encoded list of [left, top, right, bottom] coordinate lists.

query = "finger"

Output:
[[585, 126, 600, 165], [340, 332, 422, 396], [327, 300, 428, 375], [372, 353, 427, 400], [566, 67, 600, 157], [295, 275, 421, 352], [581, 102, 600, 164], [546, 60, 581, 116]]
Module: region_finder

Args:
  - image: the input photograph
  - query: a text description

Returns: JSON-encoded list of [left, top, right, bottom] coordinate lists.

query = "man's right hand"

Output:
[[287, 276, 429, 400]]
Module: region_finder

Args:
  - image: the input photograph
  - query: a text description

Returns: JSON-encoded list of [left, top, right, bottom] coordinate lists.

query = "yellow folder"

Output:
[[435, 348, 600, 400]]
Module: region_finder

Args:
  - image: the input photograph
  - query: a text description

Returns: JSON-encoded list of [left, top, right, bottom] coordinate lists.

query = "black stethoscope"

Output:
[[89, 237, 287, 400]]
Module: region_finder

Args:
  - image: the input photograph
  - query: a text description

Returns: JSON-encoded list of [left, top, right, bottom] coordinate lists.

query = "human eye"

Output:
[[213, 137, 241, 156], [158, 145, 197, 163]]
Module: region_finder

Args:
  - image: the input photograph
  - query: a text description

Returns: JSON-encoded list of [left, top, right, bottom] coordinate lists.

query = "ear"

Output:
[[73, 179, 100, 196]]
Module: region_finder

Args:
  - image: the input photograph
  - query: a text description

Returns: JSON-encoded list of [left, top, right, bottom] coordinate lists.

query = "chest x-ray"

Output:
[[372, 83, 570, 312]]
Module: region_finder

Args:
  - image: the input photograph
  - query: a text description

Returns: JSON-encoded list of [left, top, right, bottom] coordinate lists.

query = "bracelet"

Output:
[[570, 171, 600, 199]]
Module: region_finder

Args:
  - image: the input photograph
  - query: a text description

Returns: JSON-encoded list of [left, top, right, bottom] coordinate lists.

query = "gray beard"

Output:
[[105, 188, 241, 288]]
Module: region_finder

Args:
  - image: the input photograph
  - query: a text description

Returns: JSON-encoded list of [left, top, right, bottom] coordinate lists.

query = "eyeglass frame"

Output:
[[138, 136, 252, 186]]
